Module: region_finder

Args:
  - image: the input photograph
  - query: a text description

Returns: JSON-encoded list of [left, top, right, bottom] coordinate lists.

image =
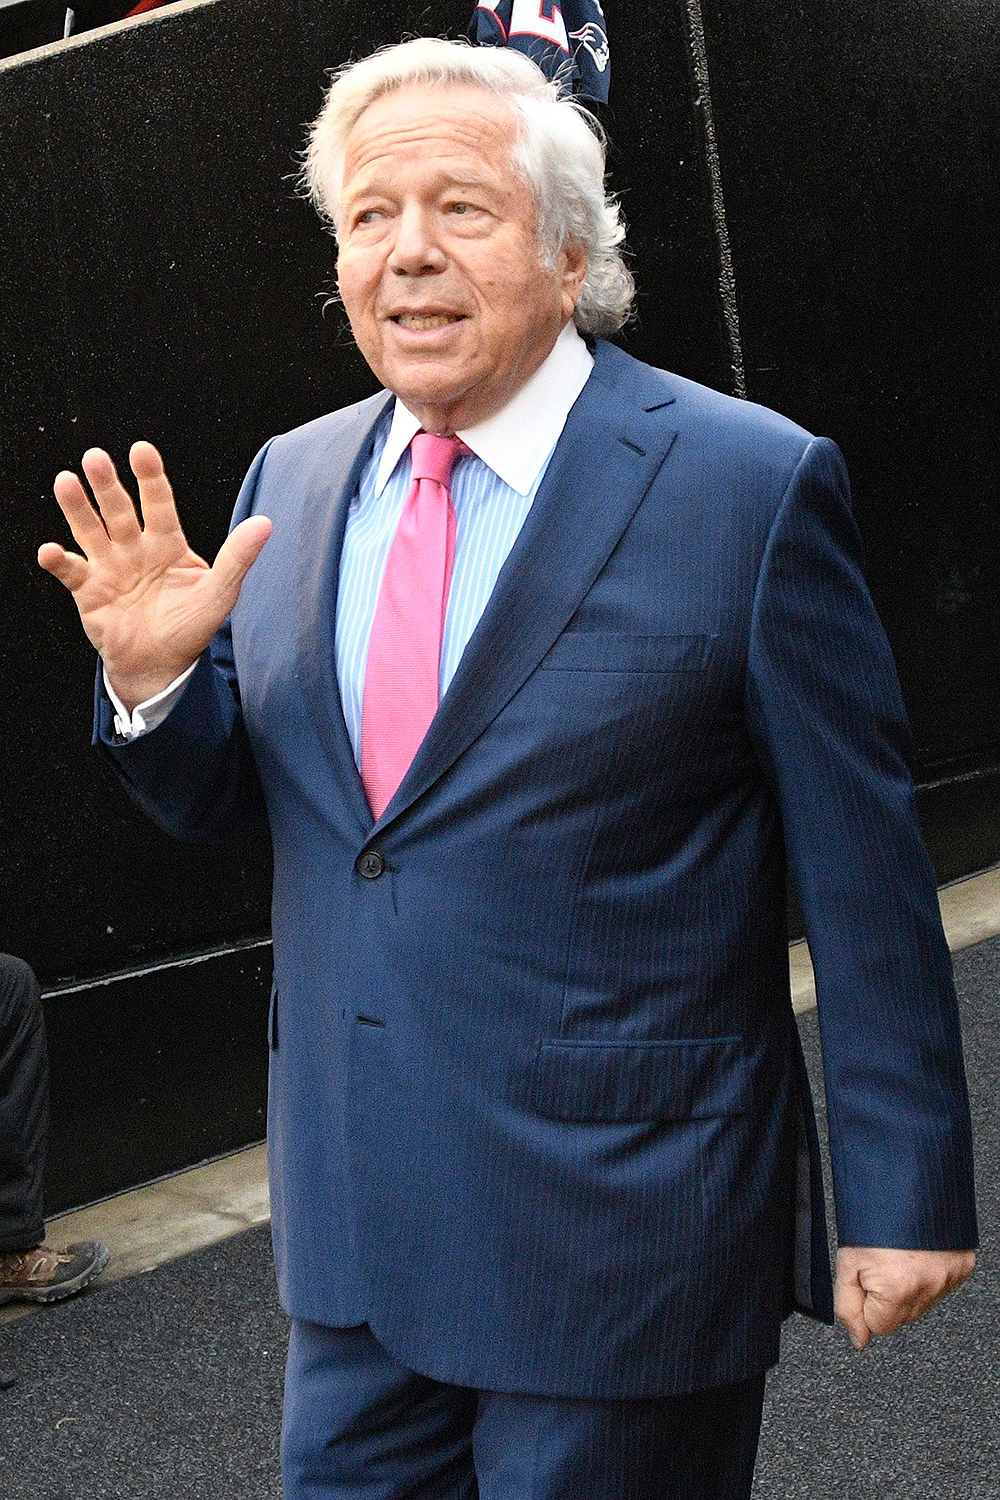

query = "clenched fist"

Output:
[[38, 441, 271, 711], [835, 1245, 976, 1350]]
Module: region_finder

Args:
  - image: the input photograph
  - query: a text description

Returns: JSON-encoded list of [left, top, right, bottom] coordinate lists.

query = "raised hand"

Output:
[[38, 441, 272, 712]]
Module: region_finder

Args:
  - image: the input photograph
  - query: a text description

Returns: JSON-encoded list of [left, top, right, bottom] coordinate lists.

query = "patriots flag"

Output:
[[470, 0, 610, 103]]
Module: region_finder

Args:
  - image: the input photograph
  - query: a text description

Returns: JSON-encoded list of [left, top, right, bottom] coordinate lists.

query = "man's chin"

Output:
[[383, 366, 486, 425]]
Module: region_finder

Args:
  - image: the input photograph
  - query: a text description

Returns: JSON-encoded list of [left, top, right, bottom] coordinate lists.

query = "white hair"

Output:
[[292, 36, 635, 337]]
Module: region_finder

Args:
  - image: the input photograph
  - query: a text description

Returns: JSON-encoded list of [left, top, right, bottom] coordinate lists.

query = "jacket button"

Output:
[[356, 850, 385, 880]]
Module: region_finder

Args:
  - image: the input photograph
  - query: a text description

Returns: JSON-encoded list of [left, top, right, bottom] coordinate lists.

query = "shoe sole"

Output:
[[0, 1244, 111, 1306]]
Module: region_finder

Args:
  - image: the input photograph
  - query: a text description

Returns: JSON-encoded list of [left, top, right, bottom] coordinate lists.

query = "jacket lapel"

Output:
[[295, 389, 393, 836], [371, 340, 679, 833]]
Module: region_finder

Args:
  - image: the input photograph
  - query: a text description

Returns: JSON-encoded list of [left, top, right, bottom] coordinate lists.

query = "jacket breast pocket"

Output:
[[537, 632, 714, 673], [531, 1037, 746, 1123]]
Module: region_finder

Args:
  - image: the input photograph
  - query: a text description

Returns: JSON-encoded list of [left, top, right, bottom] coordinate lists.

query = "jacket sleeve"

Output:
[[745, 435, 978, 1251], [92, 437, 275, 844]]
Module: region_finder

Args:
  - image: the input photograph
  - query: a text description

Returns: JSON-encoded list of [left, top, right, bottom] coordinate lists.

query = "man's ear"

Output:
[[559, 238, 589, 318]]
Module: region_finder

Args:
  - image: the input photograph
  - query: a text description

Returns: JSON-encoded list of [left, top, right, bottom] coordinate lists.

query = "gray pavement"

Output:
[[756, 933, 998, 1499], [1, 935, 996, 1499]]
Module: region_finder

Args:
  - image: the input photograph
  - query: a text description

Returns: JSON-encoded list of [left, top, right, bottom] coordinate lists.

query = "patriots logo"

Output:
[[470, 0, 611, 102], [568, 21, 609, 72]]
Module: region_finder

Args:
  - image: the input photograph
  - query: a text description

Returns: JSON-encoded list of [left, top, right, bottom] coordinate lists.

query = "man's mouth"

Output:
[[390, 313, 465, 330]]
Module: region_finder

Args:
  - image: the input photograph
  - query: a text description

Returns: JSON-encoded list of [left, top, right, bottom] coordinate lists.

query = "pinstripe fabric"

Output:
[[282, 1320, 765, 1500], [336, 413, 552, 766], [743, 437, 976, 1249], [95, 337, 978, 1401]]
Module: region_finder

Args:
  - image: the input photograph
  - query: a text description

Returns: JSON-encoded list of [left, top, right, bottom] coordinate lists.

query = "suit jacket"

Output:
[[95, 337, 977, 1398]]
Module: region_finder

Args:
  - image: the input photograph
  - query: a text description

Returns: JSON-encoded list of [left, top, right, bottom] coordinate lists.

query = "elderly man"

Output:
[[39, 37, 976, 1500]]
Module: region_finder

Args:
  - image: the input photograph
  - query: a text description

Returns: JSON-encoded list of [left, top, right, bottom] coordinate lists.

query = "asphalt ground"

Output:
[[1, 935, 996, 1500]]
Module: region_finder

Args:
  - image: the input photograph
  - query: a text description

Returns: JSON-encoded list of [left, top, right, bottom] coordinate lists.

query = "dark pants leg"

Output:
[[474, 1370, 765, 1500], [282, 1320, 766, 1500], [0, 955, 48, 1253], [282, 1321, 478, 1500]]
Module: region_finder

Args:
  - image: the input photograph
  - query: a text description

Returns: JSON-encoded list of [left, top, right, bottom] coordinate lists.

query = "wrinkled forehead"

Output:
[[340, 82, 522, 195]]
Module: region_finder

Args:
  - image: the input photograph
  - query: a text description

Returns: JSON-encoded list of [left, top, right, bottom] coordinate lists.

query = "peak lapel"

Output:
[[371, 342, 679, 833], [295, 390, 393, 837]]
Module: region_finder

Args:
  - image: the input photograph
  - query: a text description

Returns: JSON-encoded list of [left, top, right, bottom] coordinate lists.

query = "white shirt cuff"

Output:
[[104, 662, 198, 739]]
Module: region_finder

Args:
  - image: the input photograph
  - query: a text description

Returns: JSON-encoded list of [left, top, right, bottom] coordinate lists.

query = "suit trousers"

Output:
[[282, 1320, 766, 1500], [0, 955, 47, 1253]]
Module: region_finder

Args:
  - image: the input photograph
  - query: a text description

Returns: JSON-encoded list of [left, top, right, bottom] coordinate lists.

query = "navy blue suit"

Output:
[[96, 338, 977, 1401]]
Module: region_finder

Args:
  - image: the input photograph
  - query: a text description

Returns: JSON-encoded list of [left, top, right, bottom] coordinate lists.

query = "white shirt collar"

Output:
[[374, 321, 595, 498]]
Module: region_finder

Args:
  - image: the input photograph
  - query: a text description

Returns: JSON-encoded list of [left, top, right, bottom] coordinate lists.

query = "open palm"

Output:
[[38, 441, 271, 709]]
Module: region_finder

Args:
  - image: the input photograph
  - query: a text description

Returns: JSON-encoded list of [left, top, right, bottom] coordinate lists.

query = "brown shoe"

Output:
[[0, 1242, 109, 1305]]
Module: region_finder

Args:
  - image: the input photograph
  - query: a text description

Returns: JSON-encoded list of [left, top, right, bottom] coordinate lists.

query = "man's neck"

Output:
[[377, 323, 595, 499]]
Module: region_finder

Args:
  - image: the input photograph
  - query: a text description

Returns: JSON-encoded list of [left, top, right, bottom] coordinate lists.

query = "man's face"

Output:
[[336, 83, 588, 433]]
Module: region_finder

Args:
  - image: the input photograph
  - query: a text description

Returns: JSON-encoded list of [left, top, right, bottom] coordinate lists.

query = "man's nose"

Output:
[[387, 205, 447, 276]]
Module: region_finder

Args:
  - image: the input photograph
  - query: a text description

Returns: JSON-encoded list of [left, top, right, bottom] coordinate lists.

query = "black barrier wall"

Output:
[[1, 0, 997, 1211]]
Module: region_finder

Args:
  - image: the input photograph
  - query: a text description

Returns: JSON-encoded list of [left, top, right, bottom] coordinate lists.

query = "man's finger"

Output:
[[210, 515, 273, 596], [834, 1270, 871, 1349], [52, 470, 112, 559], [81, 448, 143, 546], [37, 542, 89, 592], [859, 1288, 915, 1337], [130, 440, 184, 538]]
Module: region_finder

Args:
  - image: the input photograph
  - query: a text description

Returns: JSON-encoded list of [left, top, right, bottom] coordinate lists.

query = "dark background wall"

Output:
[[1, 0, 996, 1213]]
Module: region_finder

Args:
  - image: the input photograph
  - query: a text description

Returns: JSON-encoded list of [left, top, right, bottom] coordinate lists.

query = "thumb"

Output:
[[211, 515, 273, 597], [834, 1266, 871, 1350]]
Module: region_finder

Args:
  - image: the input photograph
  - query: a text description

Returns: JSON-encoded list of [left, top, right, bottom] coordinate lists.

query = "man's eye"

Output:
[[448, 202, 471, 215]]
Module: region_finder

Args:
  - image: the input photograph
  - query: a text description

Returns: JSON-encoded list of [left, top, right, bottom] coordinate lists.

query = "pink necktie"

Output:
[[360, 431, 468, 820]]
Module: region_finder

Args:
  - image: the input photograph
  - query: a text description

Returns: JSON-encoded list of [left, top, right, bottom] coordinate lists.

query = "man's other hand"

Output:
[[835, 1245, 976, 1349], [38, 441, 272, 711]]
